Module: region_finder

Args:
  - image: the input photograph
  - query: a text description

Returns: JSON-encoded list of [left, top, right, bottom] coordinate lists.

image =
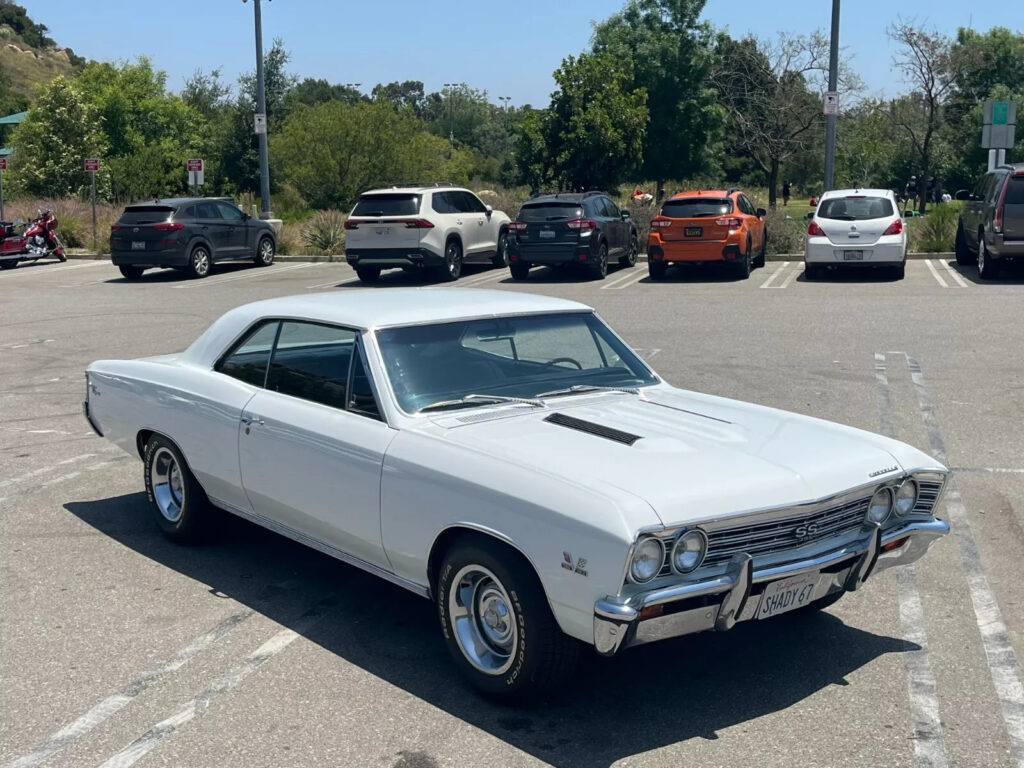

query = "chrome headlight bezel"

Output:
[[866, 486, 894, 524], [895, 478, 918, 516], [629, 536, 665, 584], [671, 528, 708, 574]]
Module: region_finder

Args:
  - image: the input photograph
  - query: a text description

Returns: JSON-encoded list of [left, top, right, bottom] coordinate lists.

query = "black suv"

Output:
[[955, 164, 1024, 279], [507, 191, 639, 280], [110, 197, 277, 279]]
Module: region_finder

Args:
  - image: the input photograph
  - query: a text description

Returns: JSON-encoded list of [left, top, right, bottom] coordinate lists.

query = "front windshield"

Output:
[[376, 312, 658, 413]]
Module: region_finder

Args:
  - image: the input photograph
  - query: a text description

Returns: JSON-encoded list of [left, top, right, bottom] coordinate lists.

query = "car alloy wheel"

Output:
[[592, 243, 608, 279], [492, 232, 509, 268], [448, 564, 518, 676], [189, 247, 210, 278], [256, 237, 275, 266], [978, 236, 999, 279], [442, 240, 463, 281], [142, 435, 214, 542], [620, 235, 638, 268]]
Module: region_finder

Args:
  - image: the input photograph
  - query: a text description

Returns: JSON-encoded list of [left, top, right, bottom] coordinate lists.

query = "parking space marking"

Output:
[[173, 263, 314, 289], [0, 453, 102, 492], [601, 270, 646, 291], [0, 261, 108, 279], [905, 353, 1024, 764], [97, 605, 328, 768], [759, 262, 789, 289], [939, 260, 970, 288], [774, 266, 799, 290], [925, 260, 949, 288], [952, 467, 1024, 475], [457, 269, 507, 288], [4, 611, 254, 768], [874, 353, 948, 768]]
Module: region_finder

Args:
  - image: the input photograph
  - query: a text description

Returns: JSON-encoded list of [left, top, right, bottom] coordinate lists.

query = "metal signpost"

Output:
[[822, 0, 840, 192], [0, 157, 6, 221], [85, 157, 100, 249], [187, 158, 204, 194], [983, 100, 1017, 171], [243, 0, 272, 219]]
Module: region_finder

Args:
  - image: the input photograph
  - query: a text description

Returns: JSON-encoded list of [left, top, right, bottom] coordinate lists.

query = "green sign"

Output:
[[993, 101, 1009, 125]]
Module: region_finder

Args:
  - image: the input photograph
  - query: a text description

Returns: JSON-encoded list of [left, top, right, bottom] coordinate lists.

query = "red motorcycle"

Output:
[[0, 207, 67, 269]]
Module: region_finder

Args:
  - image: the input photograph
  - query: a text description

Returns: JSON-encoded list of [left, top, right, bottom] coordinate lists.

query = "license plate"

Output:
[[757, 572, 819, 619], [684, 227, 702, 237], [131, 241, 145, 250], [843, 250, 863, 260], [375, 227, 390, 236], [539, 230, 556, 239]]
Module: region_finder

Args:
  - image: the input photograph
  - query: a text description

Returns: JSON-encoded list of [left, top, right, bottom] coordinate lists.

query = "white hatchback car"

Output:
[[344, 186, 511, 284], [804, 189, 907, 279]]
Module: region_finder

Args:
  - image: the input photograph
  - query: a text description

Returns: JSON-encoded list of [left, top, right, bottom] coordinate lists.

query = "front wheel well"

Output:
[[427, 526, 538, 596]]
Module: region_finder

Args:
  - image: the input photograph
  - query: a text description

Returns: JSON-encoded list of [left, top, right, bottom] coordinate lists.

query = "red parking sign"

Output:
[[84, 158, 100, 172], [187, 158, 203, 172], [0, 158, 7, 171]]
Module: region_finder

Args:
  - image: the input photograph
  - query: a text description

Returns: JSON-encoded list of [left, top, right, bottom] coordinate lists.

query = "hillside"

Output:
[[0, 30, 77, 102]]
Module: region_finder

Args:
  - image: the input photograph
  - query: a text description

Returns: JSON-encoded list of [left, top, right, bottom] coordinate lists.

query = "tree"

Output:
[[285, 78, 363, 112], [0, 1, 54, 48], [9, 76, 107, 198], [592, 0, 721, 198], [887, 21, 954, 213], [372, 81, 430, 118], [182, 68, 232, 117], [712, 32, 840, 207]]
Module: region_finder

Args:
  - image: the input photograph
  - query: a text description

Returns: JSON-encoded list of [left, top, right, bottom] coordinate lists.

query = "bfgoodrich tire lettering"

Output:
[[437, 536, 579, 702], [142, 435, 213, 543]]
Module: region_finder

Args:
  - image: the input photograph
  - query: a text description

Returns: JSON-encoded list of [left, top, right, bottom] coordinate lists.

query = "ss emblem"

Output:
[[794, 522, 819, 539]]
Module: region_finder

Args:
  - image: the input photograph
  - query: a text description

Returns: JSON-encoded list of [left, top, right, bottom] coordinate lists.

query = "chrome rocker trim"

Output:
[[593, 518, 949, 656]]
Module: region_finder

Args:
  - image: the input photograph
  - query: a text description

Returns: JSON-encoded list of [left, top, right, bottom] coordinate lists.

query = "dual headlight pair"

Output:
[[630, 529, 707, 584], [866, 478, 919, 525]]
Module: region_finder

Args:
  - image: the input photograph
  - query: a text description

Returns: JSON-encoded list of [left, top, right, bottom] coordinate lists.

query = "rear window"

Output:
[[351, 194, 420, 217], [117, 206, 174, 225], [818, 196, 894, 220], [660, 198, 732, 218], [517, 202, 584, 222], [1004, 177, 1024, 205]]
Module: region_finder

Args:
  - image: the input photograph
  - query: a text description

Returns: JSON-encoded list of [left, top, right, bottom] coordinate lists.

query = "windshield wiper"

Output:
[[418, 393, 544, 413], [535, 384, 640, 398]]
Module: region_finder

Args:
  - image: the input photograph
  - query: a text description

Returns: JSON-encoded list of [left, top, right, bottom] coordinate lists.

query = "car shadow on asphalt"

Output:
[[66, 495, 914, 768], [109, 263, 269, 284], [795, 267, 904, 284], [945, 260, 1024, 286], [645, 263, 761, 283]]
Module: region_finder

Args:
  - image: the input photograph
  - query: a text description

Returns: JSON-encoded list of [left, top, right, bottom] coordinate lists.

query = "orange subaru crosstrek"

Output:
[[647, 188, 767, 280]]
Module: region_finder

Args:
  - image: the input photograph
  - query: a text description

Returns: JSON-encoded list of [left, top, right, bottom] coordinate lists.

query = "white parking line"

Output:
[[925, 260, 949, 288], [759, 262, 789, 289], [0, 261, 108, 278], [458, 269, 507, 288], [774, 266, 799, 290], [939, 260, 970, 288], [601, 270, 646, 291], [174, 263, 313, 289]]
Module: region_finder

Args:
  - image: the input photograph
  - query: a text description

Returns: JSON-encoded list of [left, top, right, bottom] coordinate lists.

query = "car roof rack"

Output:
[[726, 187, 740, 195], [383, 181, 455, 189], [528, 190, 608, 200]]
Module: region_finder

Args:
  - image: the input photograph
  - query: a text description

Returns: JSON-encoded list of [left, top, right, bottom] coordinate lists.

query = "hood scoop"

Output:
[[544, 412, 642, 446]]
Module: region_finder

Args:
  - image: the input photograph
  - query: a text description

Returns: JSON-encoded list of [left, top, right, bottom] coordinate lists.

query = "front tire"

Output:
[[143, 435, 212, 543], [492, 231, 509, 268], [119, 265, 145, 280], [437, 536, 579, 702], [754, 228, 767, 268], [0, 260, 19, 270], [254, 236, 275, 267], [187, 245, 211, 279]]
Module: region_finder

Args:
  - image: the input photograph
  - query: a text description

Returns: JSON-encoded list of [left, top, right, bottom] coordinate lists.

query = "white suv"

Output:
[[344, 186, 511, 283], [804, 188, 907, 279]]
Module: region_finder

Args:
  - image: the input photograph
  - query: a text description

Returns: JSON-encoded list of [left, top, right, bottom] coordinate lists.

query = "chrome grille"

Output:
[[913, 481, 943, 515]]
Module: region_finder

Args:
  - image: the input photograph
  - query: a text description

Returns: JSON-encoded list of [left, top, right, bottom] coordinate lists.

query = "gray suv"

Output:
[[955, 164, 1024, 279], [110, 197, 277, 279]]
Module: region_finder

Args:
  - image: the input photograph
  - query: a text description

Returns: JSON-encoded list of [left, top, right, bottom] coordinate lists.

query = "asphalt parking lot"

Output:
[[2, 256, 1024, 768]]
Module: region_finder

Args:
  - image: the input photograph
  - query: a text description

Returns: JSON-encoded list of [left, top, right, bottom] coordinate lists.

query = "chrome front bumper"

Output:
[[593, 518, 949, 656]]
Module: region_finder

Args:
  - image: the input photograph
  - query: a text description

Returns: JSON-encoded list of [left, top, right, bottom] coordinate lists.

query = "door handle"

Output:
[[201, 226, 208, 231], [240, 415, 265, 426]]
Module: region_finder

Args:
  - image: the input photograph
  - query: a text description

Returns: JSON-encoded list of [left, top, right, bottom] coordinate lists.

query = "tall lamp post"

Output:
[[443, 83, 465, 149], [499, 96, 511, 126], [823, 0, 840, 193], [243, 0, 272, 219]]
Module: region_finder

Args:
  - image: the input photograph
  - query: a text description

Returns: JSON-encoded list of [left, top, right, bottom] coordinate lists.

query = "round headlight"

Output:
[[895, 479, 918, 516], [630, 537, 665, 583], [672, 529, 708, 573], [866, 487, 894, 524]]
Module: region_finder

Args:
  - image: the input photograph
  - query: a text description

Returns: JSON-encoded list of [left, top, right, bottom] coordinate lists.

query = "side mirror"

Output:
[[804, 211, 814, 221], [954, 189, 971, 201], [241, 211, 251, 220], [620, 210, 631, 220], [756, 208, 767, 218], [485, 205, 493, 216]]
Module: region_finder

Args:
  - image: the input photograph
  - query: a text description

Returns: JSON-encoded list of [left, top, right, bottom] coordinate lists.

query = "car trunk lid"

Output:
[[656, 198, 732, 242], [516, 202, 583, 247], [110, 206, 177, 249], [815, 196, 896, 245], [1001, 176, 1024, 240], [345, 193, 425, 250]]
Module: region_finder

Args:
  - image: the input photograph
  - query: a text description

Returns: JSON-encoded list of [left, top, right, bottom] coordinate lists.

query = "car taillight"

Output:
[[152, 222, 184, 231], [398, 219, 435, 229], [807, 221, 826, 236], [883, 219, 903, 236], [650, 217, 672, 229], [344, 220, 359, 230], [716, 217, 743, 229], [110, 224, 122, 231], [508, 221, 528, 232], [994, 177, 1009, 233], [566, 219, 597, 231]]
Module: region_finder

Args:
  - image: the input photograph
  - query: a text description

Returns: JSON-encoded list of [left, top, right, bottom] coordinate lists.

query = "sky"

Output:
[[28, 0, 1024, 107]]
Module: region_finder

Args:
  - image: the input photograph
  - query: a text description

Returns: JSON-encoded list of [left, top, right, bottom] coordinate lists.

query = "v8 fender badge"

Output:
[[869, 465, 899, 478], [561, 552, 588, 577]]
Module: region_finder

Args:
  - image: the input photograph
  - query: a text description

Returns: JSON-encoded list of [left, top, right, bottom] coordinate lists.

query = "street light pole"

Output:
[[245, 0, 272, 218], [443, 83, 457, 149], [499, 96, 511, 126], [823, 0, 840, 193]]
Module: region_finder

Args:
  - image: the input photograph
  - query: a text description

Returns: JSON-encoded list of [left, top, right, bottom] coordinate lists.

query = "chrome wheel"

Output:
[[258, 238, 274, 265], [448, 565, 517, 676], [149, 447, 184, 522], [191, 247, 210, 277]]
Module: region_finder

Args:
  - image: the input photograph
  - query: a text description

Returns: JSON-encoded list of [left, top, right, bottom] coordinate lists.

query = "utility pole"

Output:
[[499, 96, 511, 127], [823, 0, 840, 192], [244, 0, 272, 219], [443, 83, 457, 149]]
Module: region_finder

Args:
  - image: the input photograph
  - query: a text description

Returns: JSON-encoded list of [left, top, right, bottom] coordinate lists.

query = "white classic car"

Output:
[[84, 289, 950, 700]]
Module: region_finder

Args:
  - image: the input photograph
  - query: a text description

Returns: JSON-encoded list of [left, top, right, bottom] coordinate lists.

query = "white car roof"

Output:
[[360, 187, 462, 195], [819, 188, 894, 200]]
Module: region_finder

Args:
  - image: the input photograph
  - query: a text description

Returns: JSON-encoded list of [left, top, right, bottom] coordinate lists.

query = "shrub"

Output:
[[301, 210, 347, 254], [274, 222, 303, 256], [763, 207, 806, 255], [911, 202, 961, 253]]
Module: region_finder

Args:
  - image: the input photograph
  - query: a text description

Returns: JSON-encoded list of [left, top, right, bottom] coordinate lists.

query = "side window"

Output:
[[431, 193, 453, 214], [604, 198, 621, 218], [986, 173, 1008, 205], [736, 196, 753, 215], [453, 192, 475, 214], [195, 201, 221, 219], [178, 205, 197, 220], [267, 322, 356, 409], [216, 202, 244, 221], [216, 321, 280, 387], [462, 191, 488, 213], [348, 344, 382, 421]]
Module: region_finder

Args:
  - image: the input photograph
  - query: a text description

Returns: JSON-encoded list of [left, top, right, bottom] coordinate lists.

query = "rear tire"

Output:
[[805, 263, 821, 280], [438, 239, 463, 282], [254, 236, 275, 267], [119, 265, 145, 280], [954, 223, 972, 266], [893, 261, 906, 280], [648, 260, 667, 281], [143, 435, 213, 543], [437, 536, 579, 703], [978, 235, 1000, 280], [187, 246, 211, 279], [510, 262, 530, 281], [356, 266, 380, 284], [0, 260, 19, 270], [733, 239, 752, 279], [591, 242, 608, 279]]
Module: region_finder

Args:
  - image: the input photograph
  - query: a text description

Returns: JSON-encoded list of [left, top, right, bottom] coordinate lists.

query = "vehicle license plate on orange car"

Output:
[[684, 227, 701, 237], [757, 572, 818, 619]]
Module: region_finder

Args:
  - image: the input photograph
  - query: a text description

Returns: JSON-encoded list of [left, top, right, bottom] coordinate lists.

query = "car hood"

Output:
[[429, 388, 939, 529]]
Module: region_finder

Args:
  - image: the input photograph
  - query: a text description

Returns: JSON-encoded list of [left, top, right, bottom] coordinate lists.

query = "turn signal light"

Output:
[[807, 221, 826, 236], [883, 219, 903, 236], [883, 536, 909, 552], [640, 604, 665, 620]]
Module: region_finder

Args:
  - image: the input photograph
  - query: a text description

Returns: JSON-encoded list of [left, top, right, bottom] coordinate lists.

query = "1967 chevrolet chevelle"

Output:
[[84, 289, 949, 700]]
